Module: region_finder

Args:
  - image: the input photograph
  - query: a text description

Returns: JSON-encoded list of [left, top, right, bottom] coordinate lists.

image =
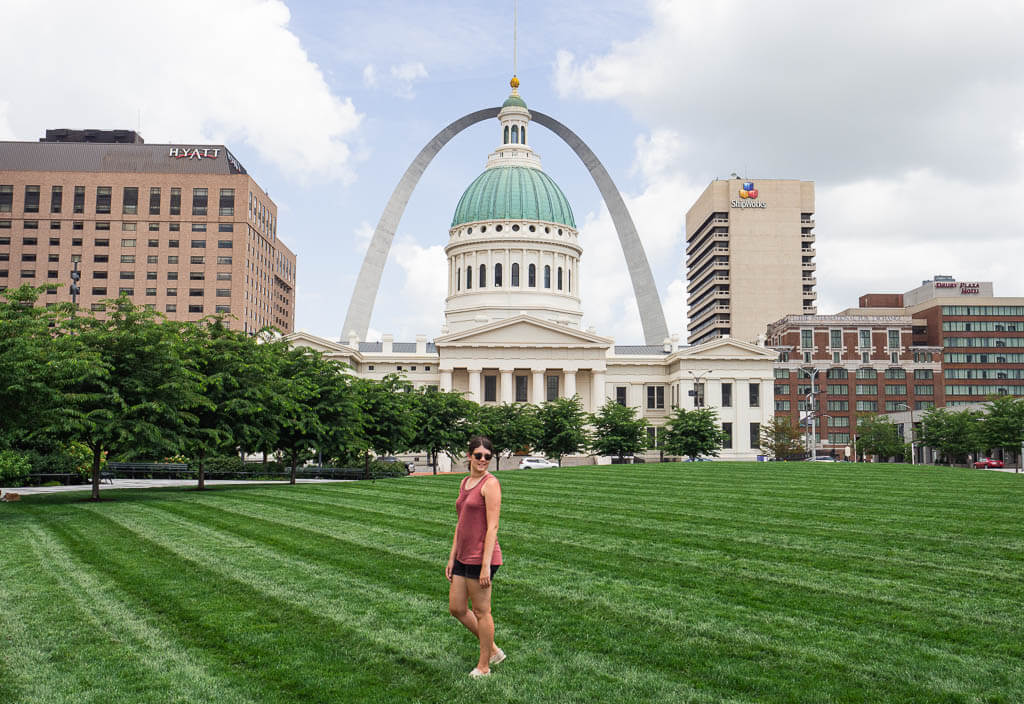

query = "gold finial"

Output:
[[510, 75, 520, 90]]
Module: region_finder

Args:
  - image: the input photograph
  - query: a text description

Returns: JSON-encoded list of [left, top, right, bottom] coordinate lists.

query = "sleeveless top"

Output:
[[455, 472, 502, 565]]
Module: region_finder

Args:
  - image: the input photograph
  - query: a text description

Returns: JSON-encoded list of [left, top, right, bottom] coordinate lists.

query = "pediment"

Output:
[[674, 337, 778, 361], [284, 330, 359, 357], [435, 315, 613, 348]]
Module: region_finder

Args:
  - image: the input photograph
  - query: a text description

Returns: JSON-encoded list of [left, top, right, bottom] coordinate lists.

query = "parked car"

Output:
[[379, 457, 415, 473], [519, 457, 559, 469], [974, 457, 1004, 469], [682, 456, 712, 462], [809, 455, 838, 462]]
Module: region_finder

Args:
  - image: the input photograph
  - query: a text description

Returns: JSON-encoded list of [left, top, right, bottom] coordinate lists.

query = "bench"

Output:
[[106, 462, 192, 479]]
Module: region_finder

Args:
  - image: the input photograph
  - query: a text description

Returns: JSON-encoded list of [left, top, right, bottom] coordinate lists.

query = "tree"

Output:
[[273, 346, 334, 485], [357, 374, 419, 478], [854, 414, 906, 462], [589, 399, 649, 463], [759, 416, 805, 461], [59, 298, 201, 500], [919, 407, 984, 466], [535, 396, 589, 465], [980, 395, 1024, 471], [661, 407, 727, 461], [409, 387, 477, 474], [476, 403, 541, 470]]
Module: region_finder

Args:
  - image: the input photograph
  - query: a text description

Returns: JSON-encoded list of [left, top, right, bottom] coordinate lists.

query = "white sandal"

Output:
[[489, 648, 506, 665], [469, 667, 490, 678]]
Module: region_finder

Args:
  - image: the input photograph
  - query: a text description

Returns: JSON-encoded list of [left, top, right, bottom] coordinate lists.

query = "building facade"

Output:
[[0, 129, 296, 334], [854, 276, 1024, 406], [686, 178, 816, 345], [289, 81, 778, 466], [767, 313, 943, 459]]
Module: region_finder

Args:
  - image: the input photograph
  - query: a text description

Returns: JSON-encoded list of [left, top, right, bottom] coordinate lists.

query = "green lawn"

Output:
[[1, 463, 1022, 704]]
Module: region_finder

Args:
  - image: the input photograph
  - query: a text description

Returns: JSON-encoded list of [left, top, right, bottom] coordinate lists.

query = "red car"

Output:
[[974, 458, 1004, 469]]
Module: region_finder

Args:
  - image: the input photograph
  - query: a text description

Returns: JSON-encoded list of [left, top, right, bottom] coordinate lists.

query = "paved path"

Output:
[[1, 478, 353, 496]]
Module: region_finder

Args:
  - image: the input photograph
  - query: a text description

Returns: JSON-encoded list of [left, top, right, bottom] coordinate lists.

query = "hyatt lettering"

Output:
[[730, 199, 766, 208], [168, 147, 221, 160]]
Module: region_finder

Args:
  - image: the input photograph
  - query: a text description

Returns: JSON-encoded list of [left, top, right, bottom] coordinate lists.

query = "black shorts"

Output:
[[452, 559, 500, 579]]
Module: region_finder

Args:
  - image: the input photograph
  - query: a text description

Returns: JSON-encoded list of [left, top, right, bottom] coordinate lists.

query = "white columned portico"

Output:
[[467, 369, 482, 403], [591, 370, 606, 411], [500, 369, 514, 404], [532, 369, 545, 404], [564, 369, 577, 399], [440, 369, 453, 392]]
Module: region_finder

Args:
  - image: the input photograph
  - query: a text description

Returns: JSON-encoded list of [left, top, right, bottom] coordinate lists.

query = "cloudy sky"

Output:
[[4, 0, 1024, 342]]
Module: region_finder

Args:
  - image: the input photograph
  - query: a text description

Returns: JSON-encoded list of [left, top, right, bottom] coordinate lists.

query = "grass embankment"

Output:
[[1, 463, 1021, 703]]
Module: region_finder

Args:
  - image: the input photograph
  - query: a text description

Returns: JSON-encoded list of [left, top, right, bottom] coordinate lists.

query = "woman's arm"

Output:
[[478, 478, 502, 587], [446, 477, 466, 582]]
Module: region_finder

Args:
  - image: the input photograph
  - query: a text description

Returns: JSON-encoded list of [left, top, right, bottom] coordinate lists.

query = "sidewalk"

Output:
[[1, 477, 352, 496]]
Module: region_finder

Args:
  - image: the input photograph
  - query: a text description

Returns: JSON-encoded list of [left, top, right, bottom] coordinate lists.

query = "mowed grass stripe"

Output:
[[80, 499, 727, 703], [47, 507, 439, 704]]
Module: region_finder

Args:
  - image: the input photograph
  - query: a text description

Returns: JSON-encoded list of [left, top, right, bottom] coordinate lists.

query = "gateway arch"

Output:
[[342, 107, 670, 346]]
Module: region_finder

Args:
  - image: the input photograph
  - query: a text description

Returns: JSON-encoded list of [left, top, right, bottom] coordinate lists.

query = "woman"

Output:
[[446, 435, 505, 678]]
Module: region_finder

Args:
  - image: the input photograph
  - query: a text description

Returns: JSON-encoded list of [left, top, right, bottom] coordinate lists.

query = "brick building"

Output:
[[767, 313, 943, 458], [0, 129, 296, 334]]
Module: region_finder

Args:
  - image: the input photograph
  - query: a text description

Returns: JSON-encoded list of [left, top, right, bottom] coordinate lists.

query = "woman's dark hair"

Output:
[[467, 435, 493, 454]]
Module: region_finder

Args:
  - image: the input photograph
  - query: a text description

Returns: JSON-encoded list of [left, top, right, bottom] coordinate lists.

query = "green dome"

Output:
[[451, 166, 576, 228], [502, 94, 528, 109]]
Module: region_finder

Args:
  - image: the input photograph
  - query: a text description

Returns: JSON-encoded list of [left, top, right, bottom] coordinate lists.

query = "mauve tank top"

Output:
[[455, 473, 502, 565]]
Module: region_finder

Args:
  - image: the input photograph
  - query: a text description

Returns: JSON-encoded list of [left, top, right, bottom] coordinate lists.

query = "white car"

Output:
[[519, 457, 559, 469], [808, 455, 838, 462]]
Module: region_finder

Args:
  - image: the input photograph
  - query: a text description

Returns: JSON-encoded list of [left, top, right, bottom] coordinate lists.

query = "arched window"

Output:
[[557, 266, 563, 290], [511, 263, 519, 287], [521, 126, 526, 144], [568, 269, 571, 293], [512, 125, 519, 144], [528, 263, 536, 287], [504, 126, 509, 144], [544, 265, 551, 288], [457, 267, 460, 291], [494, 263, 502, 287], [466, 266, 472, 289], [479, 264, 486, 287]]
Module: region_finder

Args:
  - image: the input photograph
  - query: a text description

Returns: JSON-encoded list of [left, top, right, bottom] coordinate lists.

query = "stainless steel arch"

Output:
[[341, 107, 669, 345]]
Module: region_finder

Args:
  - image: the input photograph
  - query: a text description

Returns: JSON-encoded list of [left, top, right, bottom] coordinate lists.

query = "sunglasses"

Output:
[[472, 452, 492, 460]]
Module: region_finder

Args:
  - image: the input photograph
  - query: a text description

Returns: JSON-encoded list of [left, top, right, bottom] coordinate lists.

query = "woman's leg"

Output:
[[449, 575, 479, 636], [465, 577, 495, 673]]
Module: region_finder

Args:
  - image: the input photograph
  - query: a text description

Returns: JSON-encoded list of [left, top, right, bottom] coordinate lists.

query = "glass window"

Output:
[[50, 186, 62, 213], [192, 188, 208, 216], [0, 185, 11, 213], [721, 422, 733, 449], [721, 383, 732, 407], [191, 256, 205, 264], [121, 238, 136, 247], [528, 263, 536, 287], [830, 328, 842, 349], [170, 188, 181, 215], [122, 187, 138, 214], [511, 262, 519, 287], [859, 329, 871, 348], [217, 239, 232, 248], [189, 272, 204, 280], [801, 329, 813, 348], [149, 187, 161, 215], [544, 265, 551, 288], [748, 382, 760, 407], [774, 368, 790, 379], [557, 266, 563, 290], [218, 223, 233, 233], [73, 186, 85, 213], [191, 240, 205, 248], [96, 187, 112, 214], [24, 185, 40, 213], [515, 375, 528, 402], [216, 272, 231, 280], [888, 329, 900, 349], [546, 375, 559, 402], [217, 256, 232, 265], [192, 223, 206, 232], [167, 272, 178, 280], [856, 368, 877, 379], [188, 304, 203, 313], [856, 384, 877, 395], [616, 386, 627, 406], [749, 422, 760, 449], [219, 188, 234, 216], [647, 385, 665, 409], [479, 264, 486, 287], [484, 375, 497, 402], [215, 288, 231, 297], [466, 266, 472, 289], [120, 255, 135, 264]]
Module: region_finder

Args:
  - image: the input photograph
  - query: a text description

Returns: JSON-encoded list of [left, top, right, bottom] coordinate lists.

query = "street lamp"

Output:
[[895, 402, 915, 465], [69, 254, 82, 306], [801, 367, 822, 459], [688, 369, 713, 408]]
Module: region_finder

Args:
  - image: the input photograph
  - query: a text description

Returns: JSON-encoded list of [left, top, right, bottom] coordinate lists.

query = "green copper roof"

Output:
[[451, 166, 576, 228], [502, 94, 528, 109]]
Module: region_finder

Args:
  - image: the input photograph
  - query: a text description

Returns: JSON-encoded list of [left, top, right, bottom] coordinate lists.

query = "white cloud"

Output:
[[362, 64, 378, 88], [389, 62, 429, 100], [0, 0, 362, 183], [388, 237, 447, 338]]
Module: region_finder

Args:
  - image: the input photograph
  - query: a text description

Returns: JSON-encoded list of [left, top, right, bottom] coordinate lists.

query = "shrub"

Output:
[[203, 456, 245, 475], [0, 451, 31, 487]]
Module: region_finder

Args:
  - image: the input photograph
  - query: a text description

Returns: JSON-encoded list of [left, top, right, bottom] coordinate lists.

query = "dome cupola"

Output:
[[443, 78, 583, 333]]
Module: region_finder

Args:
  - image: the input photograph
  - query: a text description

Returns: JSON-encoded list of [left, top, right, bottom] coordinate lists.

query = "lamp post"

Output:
[[802, 367, 822, 459], [688, 369, 713, 408], [69, 254, 82, 307], [895, 402, 915, 465]]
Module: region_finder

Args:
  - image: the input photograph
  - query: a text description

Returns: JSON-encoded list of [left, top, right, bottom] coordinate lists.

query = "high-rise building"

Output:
[[685, 178, 816, 345], [0, 129, 296, 334]]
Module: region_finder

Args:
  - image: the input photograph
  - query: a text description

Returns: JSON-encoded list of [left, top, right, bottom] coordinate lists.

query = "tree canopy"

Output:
[[661, 407, 727, 461], [589, 399, 649, 462]]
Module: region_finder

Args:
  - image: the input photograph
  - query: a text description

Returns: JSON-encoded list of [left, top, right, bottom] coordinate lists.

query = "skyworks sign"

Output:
[[731, 181, 767, 208]]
